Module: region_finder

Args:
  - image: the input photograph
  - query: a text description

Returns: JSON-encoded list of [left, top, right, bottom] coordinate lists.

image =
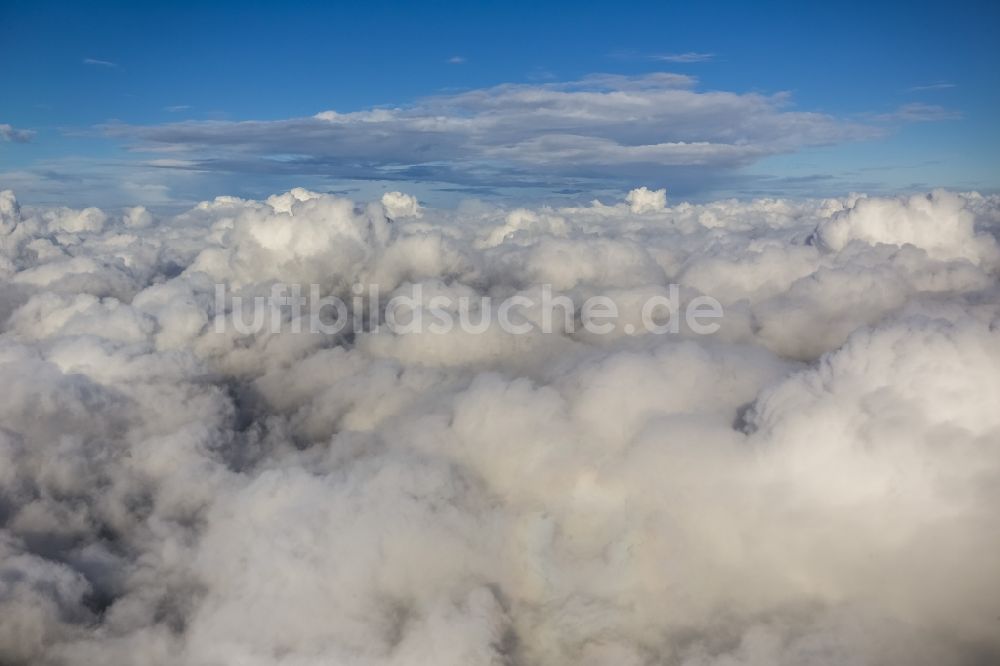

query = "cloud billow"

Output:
[[0, 183, 999, 664]]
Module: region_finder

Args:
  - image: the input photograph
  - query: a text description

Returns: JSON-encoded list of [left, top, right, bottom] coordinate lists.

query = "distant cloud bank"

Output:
[[102, 72, 886, 192]]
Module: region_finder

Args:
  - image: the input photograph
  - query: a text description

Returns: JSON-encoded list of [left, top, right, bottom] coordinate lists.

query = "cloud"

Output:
[[381, 190, 422, 218], [0, 184, 999, 664], [625, 185, 666, 213], [0, 124, 35, 143], [873, 102, 963, 122], [906, 82, 956, 92], [812, 190, 994, 262], [650, 51, 715, 63], [609, 50, 715, 64], [82, 58, 119, 68], [164, 105, 192, 113], [100, 73, 880, 192], [446, 56, 466, 64]]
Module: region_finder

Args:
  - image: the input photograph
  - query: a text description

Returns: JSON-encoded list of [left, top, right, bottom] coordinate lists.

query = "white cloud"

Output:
[[625, 186, 666, 213], [0, 184, 998, 665], [813, 189, 996, 263], [447, 55, 466, 64], [381, 191, 422, 218]]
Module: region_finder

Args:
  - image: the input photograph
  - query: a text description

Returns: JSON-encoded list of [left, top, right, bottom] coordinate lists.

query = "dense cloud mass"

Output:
[[0, 184, 999, 665]]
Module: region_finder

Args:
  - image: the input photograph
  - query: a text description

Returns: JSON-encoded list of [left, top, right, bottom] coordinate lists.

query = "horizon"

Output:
[[2, 0, 999, 209]]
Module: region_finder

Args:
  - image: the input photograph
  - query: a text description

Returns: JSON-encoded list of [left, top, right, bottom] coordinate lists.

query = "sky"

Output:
[[1, 0, 998, 209]]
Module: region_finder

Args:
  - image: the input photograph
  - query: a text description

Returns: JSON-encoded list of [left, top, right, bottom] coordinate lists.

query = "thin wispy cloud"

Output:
[[873, 102, 962, 122], [906, 82, 957, 92], [609, 50, 716, 64], [650, 52, 715, 63], [447, 55, 466, 64], [164, 105, 192, 112], [83, 57, 119, 68], [526, 67, 557, 82]]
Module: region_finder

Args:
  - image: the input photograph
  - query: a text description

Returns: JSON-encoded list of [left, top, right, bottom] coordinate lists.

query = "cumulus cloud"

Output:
[[381, 191, 422, 219], [625, 186, 666, 213], [100, 73, 882, 191], [813, 190, 998, 263], [0, 124, 35, 143], [0, 183, 998, 665]]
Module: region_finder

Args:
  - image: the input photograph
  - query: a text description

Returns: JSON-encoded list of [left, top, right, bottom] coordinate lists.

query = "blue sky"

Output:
[[1, 0, 998, 208]]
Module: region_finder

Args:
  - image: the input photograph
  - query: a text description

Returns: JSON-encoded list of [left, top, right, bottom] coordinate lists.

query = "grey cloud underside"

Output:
[[151, 155, 743, 195], [1, 184, 1000, 665], [0, 124, 35, 143], [105, 74, 881, 188]]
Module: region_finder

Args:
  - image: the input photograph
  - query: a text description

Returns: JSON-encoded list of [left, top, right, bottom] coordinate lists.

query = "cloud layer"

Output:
[[103, 73, 882, 192], [0, 184, 999, 665]]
